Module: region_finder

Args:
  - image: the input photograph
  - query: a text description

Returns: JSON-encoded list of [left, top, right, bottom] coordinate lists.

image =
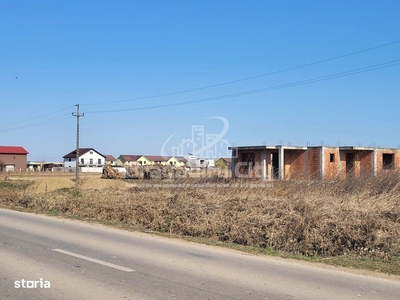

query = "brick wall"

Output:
[[0, 154, 27, 171], [307, 148, 320, 179], [284, 150, 306, 179], [375, 149, 400, 176], [322, 148, 340, 179], [359, 151, 373, 177]]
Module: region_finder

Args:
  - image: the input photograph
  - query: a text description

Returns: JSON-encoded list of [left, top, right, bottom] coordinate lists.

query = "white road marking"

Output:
[[52, 249, 135, 272]]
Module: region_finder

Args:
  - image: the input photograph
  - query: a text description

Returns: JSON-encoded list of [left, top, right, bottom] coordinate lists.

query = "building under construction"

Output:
[[229, 145, 400, 180]]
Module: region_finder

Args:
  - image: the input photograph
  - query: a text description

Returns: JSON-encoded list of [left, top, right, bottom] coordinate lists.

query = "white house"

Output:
[[186, 155, 215, 170], [63, 148, 105, 172]]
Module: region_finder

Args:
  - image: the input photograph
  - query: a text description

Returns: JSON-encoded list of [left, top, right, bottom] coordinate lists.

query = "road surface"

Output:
[[1, 208, 399, 299]]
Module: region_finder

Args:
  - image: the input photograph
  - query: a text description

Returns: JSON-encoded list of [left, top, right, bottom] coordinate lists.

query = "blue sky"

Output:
[[1, 1, 400, 161]]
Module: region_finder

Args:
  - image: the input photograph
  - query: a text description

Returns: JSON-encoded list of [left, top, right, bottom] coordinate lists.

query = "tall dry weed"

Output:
[[1, 176, 399, 259]]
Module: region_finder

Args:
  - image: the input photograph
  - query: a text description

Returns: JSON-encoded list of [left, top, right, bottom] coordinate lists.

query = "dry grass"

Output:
[[1, 173, 400, 271]]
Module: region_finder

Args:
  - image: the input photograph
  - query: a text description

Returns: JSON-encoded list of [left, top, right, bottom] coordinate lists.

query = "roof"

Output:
[[144, 155, 170, 162], [118, 155, 144, 163], [228, 145, 307, 151], [104, 155, 116, 161], [216, 157, 232, 163], [228, 144, 400, 152], [0, 146, 29, 155], [63, 148, 105, 159], [119, 155, 188, 163], [175, 156, 188, 163], [338, 146, 376, 151]]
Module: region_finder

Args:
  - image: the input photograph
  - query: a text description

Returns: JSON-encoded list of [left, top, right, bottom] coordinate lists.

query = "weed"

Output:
[[1, 174, 400, 275]]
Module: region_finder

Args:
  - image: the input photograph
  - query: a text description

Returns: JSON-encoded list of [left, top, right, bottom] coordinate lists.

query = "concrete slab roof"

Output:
[[338, 146, 376, 151], [228, 145, 307, 151], [228, 145, 400, 151]]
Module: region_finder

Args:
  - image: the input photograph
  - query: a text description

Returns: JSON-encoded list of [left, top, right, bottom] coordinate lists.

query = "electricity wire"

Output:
[[81, 39, 400, 106], [85, 59, 400, 114]]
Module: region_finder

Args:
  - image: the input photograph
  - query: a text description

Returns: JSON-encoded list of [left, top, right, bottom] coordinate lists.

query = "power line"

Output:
[[3, 40, 400, 130], [85, 59, 400, 114], [0, 114, 71, 132], [0, 106, 74, 128], [81, 39, 400, 106]]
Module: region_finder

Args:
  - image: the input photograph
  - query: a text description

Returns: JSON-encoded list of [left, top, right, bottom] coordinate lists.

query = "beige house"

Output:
[[117, 155, 187, 167], [104, 155, 117, 166], [117, 155, 146, 166]]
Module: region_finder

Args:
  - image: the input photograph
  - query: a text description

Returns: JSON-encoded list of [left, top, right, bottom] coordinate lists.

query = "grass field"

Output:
[[1, 172, 399, 276]]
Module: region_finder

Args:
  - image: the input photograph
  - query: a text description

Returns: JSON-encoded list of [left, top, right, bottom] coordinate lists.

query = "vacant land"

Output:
[[1, 172, 400, 275]]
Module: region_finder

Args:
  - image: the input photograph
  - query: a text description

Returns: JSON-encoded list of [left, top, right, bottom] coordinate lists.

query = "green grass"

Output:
[[0, 180, 33, 191]]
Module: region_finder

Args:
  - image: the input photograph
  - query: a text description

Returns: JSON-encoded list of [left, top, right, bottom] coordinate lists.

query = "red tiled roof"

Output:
[[0, 146, 29, 155]]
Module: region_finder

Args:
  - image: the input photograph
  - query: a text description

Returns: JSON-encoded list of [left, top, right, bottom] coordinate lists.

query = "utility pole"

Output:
[[72, 104, 84, 182]]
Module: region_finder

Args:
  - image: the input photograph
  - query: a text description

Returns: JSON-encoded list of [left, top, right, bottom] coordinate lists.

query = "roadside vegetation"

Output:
[[1, 173, 399, 275]]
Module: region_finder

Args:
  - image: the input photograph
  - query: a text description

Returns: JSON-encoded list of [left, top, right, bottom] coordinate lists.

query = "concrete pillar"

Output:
[[279, 146, 284, 180], [372, 149, 377, 176], [320, 147, 325, 180], [267, 152, 272, 180], [231, 152, 236, 179], [261, 149, 267, 180]]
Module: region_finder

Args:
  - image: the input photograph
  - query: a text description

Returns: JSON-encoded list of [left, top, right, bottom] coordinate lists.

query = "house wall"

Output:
[[121, 156, 146, 166], [359, 151, 374, 177], [233, 149, 262, 178], [137, 157, 151, 165], [0, 154, 27, 171], [252, 150, 262, 178], [215, 159, 228, 168], [64, 158, 76, 168], [234, 150, 249, 177], [166, 157, 180, 166], [80, 151, 105, 166], [322, 147, 340, 179], [215, 159, 231, 178], [116, 158, 125, 166], [339, 150, 357, 179], [375, 149, 400, 176], [284, 150, 306, 179], [306, 148, 321, 179], [338, 150, 374, 179]]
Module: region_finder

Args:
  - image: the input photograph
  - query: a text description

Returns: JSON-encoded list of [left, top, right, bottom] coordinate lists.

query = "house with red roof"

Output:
[[0, 146, 29, 172]]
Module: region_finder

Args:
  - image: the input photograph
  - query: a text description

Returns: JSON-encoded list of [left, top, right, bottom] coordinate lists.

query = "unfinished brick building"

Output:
[[229, 145, 400, 180]]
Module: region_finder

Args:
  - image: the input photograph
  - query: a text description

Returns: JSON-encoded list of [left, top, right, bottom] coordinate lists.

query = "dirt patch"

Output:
[[78, 177, 127, 190], [24, 176, 127, 194], [26, 178, 76, 194]]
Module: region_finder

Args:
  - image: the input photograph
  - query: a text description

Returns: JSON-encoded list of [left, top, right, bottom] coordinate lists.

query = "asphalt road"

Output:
[[1, 208, 400, 300]]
